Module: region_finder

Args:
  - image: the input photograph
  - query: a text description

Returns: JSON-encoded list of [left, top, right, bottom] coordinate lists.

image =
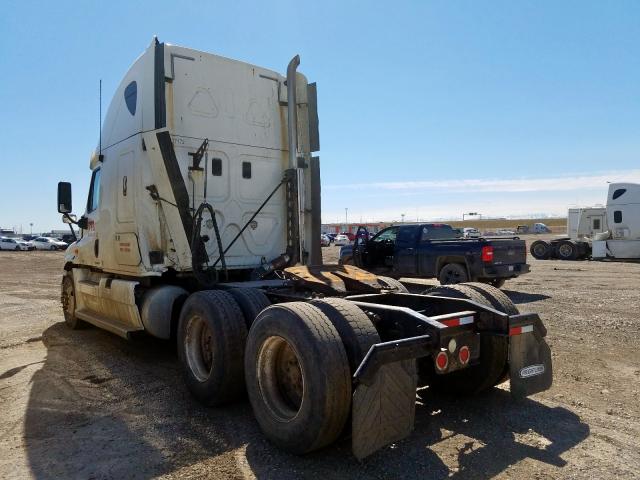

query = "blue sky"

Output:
[[1, 1, 639, 232]]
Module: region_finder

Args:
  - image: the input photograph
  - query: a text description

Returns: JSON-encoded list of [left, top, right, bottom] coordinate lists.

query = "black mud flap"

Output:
[[352, 359, 417, 460], [509, 318, 553, 399]]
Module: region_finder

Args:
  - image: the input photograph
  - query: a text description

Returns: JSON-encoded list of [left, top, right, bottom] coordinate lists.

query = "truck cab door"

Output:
[[352, 226, 370, 267], [393, 227, 419, 275], [75, 168, 102, 267], [417, 226, 438, 276]]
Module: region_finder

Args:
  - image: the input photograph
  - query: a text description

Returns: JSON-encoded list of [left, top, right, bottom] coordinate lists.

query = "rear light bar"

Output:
[[481, 245, 494, 263]]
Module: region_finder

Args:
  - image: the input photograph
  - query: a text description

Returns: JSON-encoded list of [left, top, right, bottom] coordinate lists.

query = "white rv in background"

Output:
[[530, 183, 640, 261]]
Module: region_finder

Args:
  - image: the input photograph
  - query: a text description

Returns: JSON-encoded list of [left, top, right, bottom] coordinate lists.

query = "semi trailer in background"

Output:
[[56, 38, 553, 459], [530, 183, 640, 261]]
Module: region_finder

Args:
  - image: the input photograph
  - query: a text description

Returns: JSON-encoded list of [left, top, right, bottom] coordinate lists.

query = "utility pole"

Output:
[[30, 223, 33, 234], [345, 208, 348, 224]]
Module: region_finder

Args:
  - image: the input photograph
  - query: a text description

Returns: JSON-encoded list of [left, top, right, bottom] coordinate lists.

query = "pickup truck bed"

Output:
[[340, 224, 530, 287]]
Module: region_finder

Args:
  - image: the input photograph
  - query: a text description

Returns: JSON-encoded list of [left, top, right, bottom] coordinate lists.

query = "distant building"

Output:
[[322, 222, 392, 235]]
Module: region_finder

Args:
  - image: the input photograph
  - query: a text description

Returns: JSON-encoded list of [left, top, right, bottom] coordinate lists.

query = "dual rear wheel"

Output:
[[177, 282, 517, 453], [177, 291, 378, 453]]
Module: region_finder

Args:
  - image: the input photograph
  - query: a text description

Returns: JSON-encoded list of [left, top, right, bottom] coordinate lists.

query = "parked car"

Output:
[[0, 237, 30, 251], [32, 236, 67, 250], [339, 223, 529, 287], [463, 227, 481, 238], [18, 239, 36, 250], [320, 234, 331, 247], [341, 232, 356, 242], [333, 234, 351, 246]]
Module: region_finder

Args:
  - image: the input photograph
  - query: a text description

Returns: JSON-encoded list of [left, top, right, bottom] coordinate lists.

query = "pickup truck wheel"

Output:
[[61, 272, 85, 329], [422, 284, 508, 394], [310, 298, 380, 373], [438, 263, 468, 285], [177, 290, 247, 406], [377, 276, 409, 293], [245, 302, 351, 454], [480, 278, 506, 288], [530, 240, 550, 260], [339, 256, 353, 266], [228, 288, 270, 328], [556, 240, 578, 260]]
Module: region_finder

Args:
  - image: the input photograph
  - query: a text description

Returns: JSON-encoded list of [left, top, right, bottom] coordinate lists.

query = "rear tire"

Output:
[[464, 282, 519, 315], [310, 298, 380, 373], [377, 276, 409, 293], [245, 302, 351, 454], [177, 290, 247, 406], [556, 240, 578, 260], [227, 288, 270, 328], [438, 263, 468, 285], [480, 277, 506, 289], [530, 240, 550, 260], [422, 284, 509, 394]]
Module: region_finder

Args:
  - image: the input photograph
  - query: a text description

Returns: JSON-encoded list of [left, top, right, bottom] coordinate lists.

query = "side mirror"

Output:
[[57, 182, 72, 213], [62, 214, 77, 224]]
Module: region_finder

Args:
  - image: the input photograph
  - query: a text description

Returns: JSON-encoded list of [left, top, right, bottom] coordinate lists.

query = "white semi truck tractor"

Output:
[[57, 38, 553, 459], [530, 183, 640, 261]]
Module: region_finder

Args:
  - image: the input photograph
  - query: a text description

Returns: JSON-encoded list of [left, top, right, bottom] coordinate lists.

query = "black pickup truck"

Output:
[[339, 223, 529, 287]]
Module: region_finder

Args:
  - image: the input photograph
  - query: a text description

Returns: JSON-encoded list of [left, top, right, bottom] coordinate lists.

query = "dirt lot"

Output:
[[1, 241, 639, 479]]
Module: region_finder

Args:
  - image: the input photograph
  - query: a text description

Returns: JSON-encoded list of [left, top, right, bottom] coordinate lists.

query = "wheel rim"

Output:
[[533, 244, 546, 257], [558, 244, 573, 258], [444, 268, 462, 284], [257, 335, 304, 421], [61, 278, 75, 320], [184, 314, 214, 382]]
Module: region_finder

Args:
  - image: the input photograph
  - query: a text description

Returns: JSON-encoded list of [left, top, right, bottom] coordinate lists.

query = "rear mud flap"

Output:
[[509, 325, 553, 399], [352, 359, 417, 460]]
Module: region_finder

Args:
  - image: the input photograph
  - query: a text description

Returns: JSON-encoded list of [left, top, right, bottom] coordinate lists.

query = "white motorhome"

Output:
[[56, 38, 553, 459], [530, 183, 640, 260], [567, 206, 607, 240]]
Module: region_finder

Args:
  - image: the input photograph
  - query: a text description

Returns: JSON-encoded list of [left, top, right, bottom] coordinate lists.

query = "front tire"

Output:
[[245, 302, 351, 454], [177, 290, 247, 406], [61, 271, 85, 329]]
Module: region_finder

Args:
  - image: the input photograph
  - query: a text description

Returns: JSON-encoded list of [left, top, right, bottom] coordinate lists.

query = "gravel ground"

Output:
[[0, 240, 639, 479]]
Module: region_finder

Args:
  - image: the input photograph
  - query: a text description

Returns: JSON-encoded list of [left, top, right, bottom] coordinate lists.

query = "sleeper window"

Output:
[[614, 211, 622, 224], [124, 81, 137, 115]]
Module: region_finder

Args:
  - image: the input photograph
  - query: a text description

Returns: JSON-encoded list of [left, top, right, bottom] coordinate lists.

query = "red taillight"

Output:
[[435, 351, 449, 371], [481, 246, 494, 263], [458, 346, 470, 365]]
